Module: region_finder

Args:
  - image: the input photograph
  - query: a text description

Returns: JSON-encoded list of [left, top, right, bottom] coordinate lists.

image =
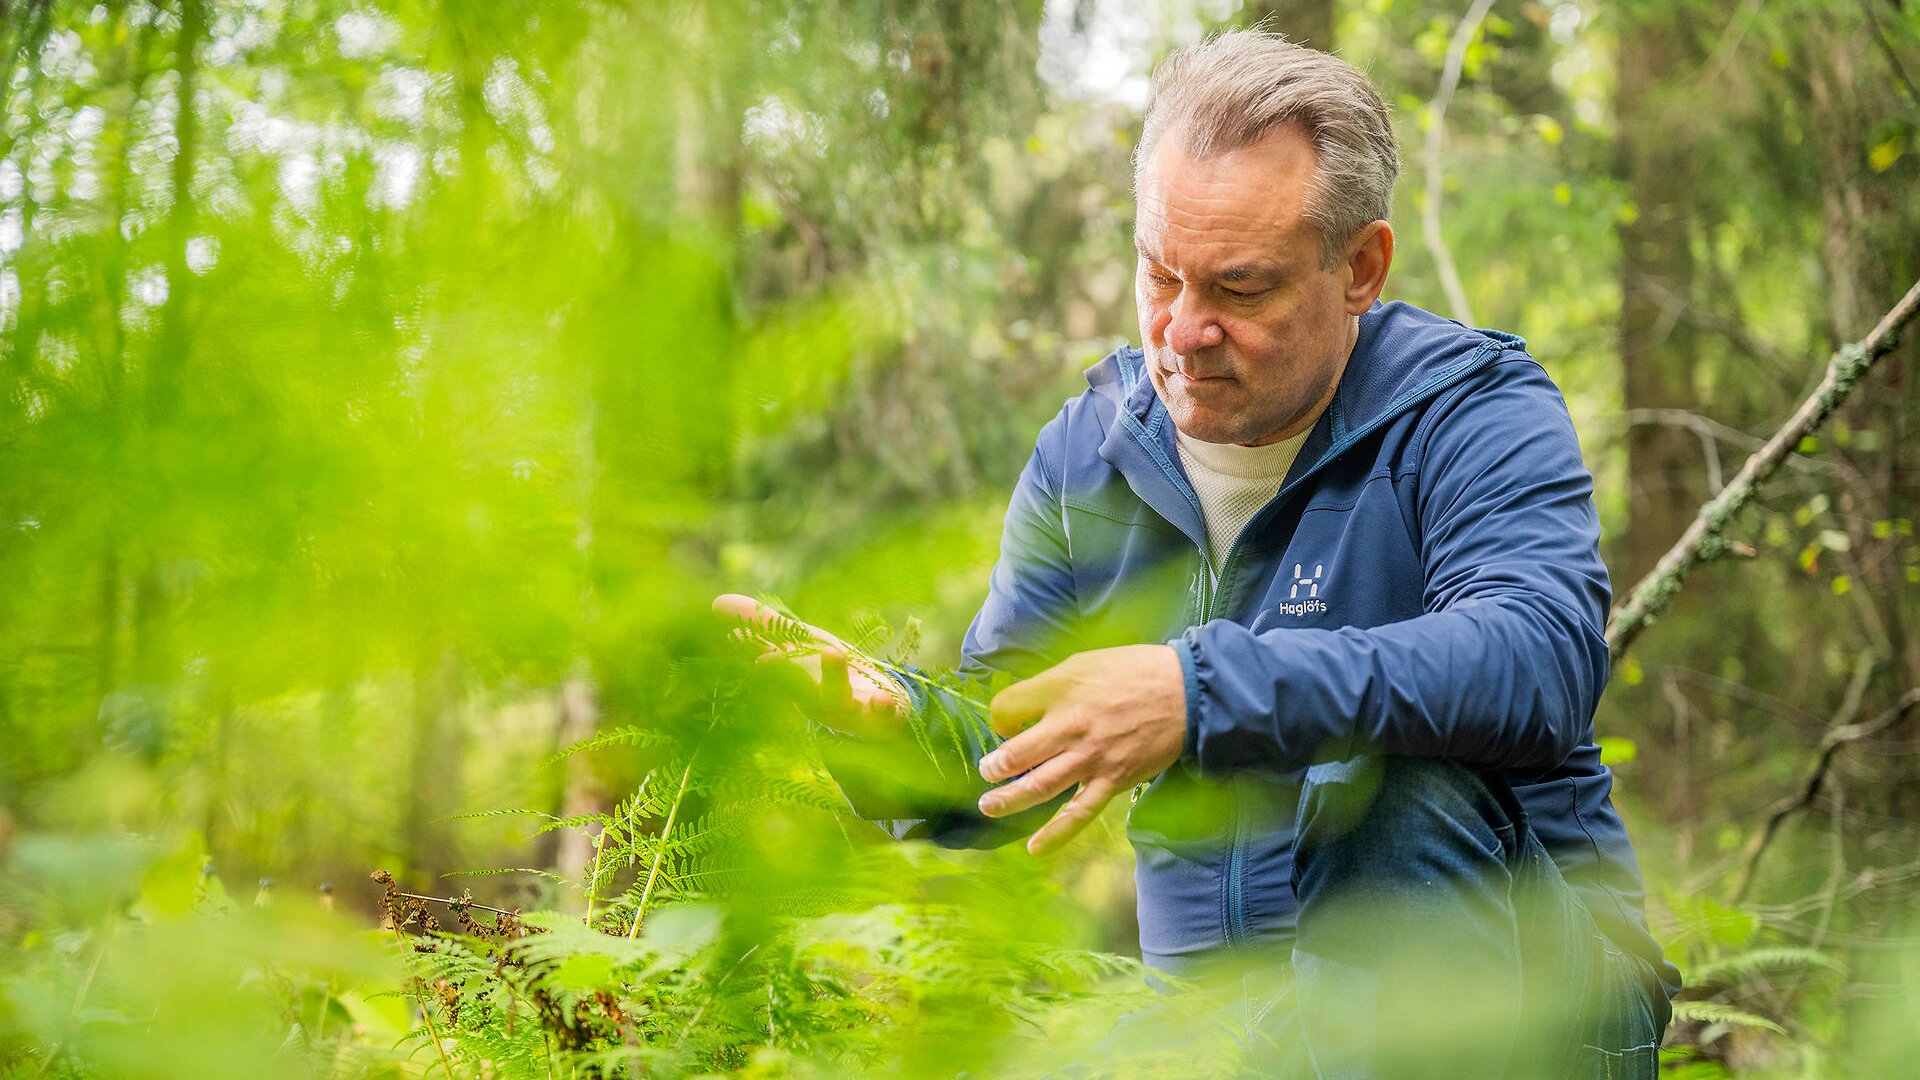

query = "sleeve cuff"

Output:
[[1167, 633, 1202, 765]]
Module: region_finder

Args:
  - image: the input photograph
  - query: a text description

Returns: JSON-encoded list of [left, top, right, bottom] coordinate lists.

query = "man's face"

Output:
[[1134, 124, 1380, 446]]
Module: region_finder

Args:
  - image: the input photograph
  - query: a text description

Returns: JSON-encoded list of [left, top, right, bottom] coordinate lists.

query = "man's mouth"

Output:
[[1158, 351, 1230, 382]]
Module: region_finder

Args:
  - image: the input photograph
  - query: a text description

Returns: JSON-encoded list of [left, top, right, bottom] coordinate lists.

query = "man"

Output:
[[719, 29, 1676, 1078]]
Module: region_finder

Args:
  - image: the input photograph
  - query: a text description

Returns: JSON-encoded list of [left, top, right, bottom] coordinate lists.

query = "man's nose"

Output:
[[1162, 287, 1225, 357]]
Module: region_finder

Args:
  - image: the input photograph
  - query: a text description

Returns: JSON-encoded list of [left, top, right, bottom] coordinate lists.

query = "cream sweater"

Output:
[[1174, 427, 1309, 571]]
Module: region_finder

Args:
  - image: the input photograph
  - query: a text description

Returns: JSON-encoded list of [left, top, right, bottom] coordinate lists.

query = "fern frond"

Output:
[[440, 866, 573, 887], [544, 724, 673, 767], [1670, 1001, 1787, 1035], [532, 812, 614, 837], [1691, 946, 1845, 985], [433, 807, 564, 825]]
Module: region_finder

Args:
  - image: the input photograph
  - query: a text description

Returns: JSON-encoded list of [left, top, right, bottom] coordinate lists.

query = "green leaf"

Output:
[[1869, 135, 1905, 173], [1597, 736, 1637, 765]]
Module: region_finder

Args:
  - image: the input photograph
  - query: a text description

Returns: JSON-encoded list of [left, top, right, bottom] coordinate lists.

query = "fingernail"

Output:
[[979, 753, 1002, 779], [978, 794, 1001, 815]]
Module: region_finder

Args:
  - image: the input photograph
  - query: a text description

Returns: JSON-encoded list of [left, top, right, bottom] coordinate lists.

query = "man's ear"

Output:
[[1342, 221, 1394, 315]]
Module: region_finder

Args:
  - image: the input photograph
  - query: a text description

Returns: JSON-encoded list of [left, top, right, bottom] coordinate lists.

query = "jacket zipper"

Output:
[[1130, 337, 1505, 954], [1193, 539, 1252, 947]]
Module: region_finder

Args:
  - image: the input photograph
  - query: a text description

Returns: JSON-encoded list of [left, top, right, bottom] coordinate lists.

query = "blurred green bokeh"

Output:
[[5, 0, 1920, 1076]]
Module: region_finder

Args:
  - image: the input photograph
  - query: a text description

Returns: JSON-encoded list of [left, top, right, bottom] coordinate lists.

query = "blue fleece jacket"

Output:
[[817, 300, 1679, 1001]]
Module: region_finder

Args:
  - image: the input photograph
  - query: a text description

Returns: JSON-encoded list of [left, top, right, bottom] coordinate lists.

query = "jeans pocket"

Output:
[[1573, 940, 1664, 1080]]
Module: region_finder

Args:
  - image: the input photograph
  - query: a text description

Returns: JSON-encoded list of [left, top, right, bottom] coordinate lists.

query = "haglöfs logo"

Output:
[[1277, 563, 1328, 617]]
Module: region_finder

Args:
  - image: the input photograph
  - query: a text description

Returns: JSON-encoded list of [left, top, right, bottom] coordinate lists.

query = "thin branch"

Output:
[[1627, 408, 1729, 493], [1624, 407, 1830, 479], [393, 889, 523, 920], [1859, 0, 1920, 112], [1626, 265, 1807, 384], [1730, 681, 1920, 904], [1421, 0, 1495, 325], [1698, 0, 1765, 92], [1756, 857, 1920, 921], [1607, 276, 1920, 658]]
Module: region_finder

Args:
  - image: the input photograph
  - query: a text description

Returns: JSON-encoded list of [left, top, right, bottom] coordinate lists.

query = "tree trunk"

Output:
[[1807, 16, 1920, 693], [405, 650, 464, 886], [1615, 6, 1704, 586], [549, 672, 604, 891]]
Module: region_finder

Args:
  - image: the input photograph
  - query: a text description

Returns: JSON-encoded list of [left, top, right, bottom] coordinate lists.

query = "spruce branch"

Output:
[[1606, 276, 1920, 659]]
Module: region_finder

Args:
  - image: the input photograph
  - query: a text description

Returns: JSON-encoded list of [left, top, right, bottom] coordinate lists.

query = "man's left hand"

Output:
[[976, 644, 1188, 855]]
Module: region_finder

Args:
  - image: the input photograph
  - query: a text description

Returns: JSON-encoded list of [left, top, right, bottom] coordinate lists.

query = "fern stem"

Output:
[[583, 828, 608, 929], [389, 921, 460, 1080], [628, 756, 697, 940]]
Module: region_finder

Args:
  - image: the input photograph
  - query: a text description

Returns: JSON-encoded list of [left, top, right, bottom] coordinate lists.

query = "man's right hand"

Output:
[[711, 594, 908, 735]]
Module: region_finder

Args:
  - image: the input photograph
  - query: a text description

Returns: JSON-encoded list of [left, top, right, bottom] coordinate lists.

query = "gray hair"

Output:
[[1136, 29, 1399, 269]]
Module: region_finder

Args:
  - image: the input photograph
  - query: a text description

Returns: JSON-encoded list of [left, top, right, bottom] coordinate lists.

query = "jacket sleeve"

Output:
[[1172, 358, 1612, 777], [814, 411, 1080, 847]]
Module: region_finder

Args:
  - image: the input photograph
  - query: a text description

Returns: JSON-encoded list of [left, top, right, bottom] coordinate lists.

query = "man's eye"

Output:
[[1222, 286, 1267, 300], [1147, 273, 1178, 289]]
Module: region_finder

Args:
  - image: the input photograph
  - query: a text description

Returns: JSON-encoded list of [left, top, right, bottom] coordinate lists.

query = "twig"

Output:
[[1859, 0, 1920, 112], [1625, 407, 1835, 488], [1607, 276, 1920, 658], [1730, 682, 1920, 903], [1755, 857, 1920, 921], [1777, 777, 1849, 1010], [1422, 0, 1495, 325], [393, 889, 523, 920]]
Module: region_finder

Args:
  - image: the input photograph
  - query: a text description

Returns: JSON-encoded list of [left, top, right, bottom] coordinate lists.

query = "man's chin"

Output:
[[1168, 410, 1247, 445]]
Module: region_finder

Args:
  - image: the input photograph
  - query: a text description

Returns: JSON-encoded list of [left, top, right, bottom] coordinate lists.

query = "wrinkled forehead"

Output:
[[1133, 127, 1319, 257]]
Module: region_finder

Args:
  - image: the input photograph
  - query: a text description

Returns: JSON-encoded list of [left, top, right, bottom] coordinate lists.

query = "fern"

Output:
[[1689, 945, 1845, 986], [544, 723, 673, 768], [1670, 1000, 1788, 1035]]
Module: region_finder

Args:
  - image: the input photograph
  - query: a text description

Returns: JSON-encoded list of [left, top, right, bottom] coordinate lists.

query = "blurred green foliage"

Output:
[[4, 0, 1920, 1075]]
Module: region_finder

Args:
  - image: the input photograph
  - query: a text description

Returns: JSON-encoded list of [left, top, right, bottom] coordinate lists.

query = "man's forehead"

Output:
[[1133, 128, 1316, 248], [1133, 185, 1308, 276]]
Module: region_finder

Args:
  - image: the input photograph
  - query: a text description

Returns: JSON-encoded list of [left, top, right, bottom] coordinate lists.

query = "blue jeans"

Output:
[[1091, 758, 1668, 1078]]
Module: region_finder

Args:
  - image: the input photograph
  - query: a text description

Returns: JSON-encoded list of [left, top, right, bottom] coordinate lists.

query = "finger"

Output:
[[978, 711, 1080, 783], [1026, 778, 1118, 856], [713, 593, 776, 624], [987, 671, 1057, 738], [712, 593, 820, 646], [819, 646, 856, 716], [978, 748, 1085, 818]]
